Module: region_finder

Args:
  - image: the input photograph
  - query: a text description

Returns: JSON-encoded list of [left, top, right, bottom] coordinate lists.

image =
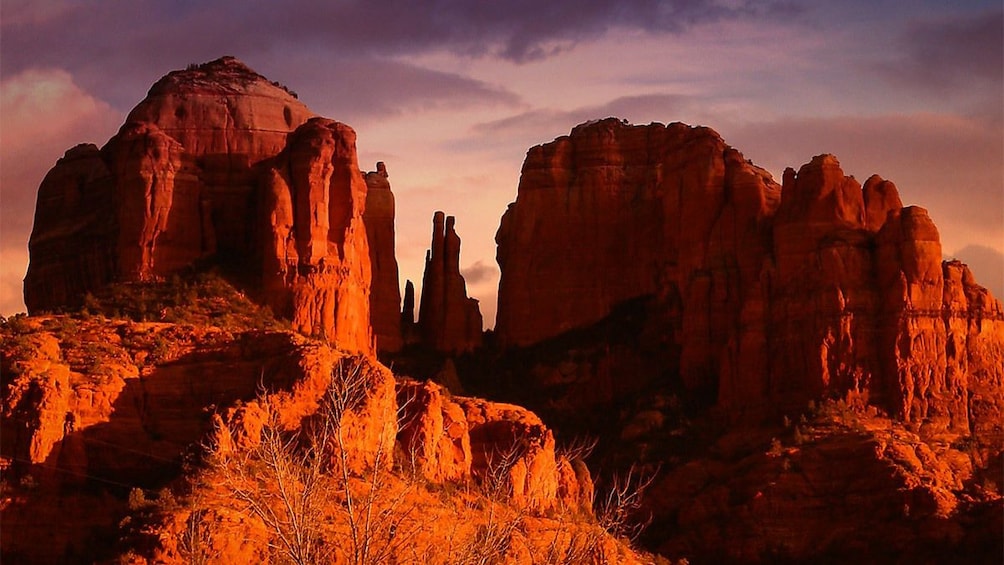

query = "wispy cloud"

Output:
[[462, 260, 498, 286], [265, 57, 522, 124], [0, 0, 799, 109]]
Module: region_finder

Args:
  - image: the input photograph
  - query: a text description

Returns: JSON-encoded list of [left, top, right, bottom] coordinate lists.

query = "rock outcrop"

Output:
[[454, 394, 593, 513], [1, 314, 602, 562], [495, 118, 1004, 438], [23, 57, 381, 354], [364, 162, 403, 353], [22, 144, 117, 311], [259, 118, 373, 351], [25, 57, 313, 312], [418, 212, 483, 354]]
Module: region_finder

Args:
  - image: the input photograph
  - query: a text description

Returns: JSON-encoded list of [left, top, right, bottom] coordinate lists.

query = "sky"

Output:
[[2, 0, 1002, 326]]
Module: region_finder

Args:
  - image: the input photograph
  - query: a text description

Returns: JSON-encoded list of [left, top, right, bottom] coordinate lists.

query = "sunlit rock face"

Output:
[[259, 117, 373, 352], [496, 118, 1004, 436], [24, 57, 385, 354], [418, 211, 483, 354]]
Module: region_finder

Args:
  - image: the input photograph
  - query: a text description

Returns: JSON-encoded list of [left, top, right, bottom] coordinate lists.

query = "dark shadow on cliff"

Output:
[[458, 295, 700, 435]]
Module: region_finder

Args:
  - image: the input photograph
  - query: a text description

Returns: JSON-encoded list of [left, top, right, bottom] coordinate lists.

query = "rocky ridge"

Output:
[[0, 307, 624, 563]]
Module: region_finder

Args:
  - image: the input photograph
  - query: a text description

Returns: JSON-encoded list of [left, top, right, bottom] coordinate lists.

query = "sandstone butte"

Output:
[[417, 211, 484, 354], [496, 118, 1004, 440], [23, 56, 380, 353]]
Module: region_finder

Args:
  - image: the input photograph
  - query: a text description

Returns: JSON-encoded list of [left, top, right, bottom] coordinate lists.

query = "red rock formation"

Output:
[[126, 57, 311, 161], [862, 174, 903, 231], [497, 119, 780, 405], [364, 162, 403, 353], [105, 122, 203, 280], [455, 395, 593, 512], [25, 58, 313, 313], [418, 212, 483, 354], [260, 118, 373, 353], [402, 280, 416, 326], [24, 58, 376, 354], [395, 380, 472, 482], [496, 119, 1004, 437], [648, 413, 1002, 562], [23, 144, 117, 311]]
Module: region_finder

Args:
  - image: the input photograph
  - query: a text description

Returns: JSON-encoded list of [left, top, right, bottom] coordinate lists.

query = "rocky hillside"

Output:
[[0, 277, 644, 563]]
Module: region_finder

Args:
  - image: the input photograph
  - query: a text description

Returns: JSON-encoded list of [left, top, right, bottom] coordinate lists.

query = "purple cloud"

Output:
[[1, 1, 798, 109], [871, 9, 1003, 97]]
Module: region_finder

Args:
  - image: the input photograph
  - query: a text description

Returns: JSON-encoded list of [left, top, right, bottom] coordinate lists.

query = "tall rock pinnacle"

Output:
[[365, 162, 404, 353], [418, 212, 483, 354], [259, 117, 373, 351]]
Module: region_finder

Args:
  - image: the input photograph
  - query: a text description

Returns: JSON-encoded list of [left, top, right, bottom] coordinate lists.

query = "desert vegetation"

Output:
[[114, 357, 657, 564]]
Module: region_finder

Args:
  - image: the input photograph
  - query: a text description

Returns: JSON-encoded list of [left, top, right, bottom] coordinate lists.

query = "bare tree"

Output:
[[209, 356, 427, 564], [595, 464, 658, 543], [321, 357, 425, 564], [212, 394, 333, 565], [177, 503, 219, 565]]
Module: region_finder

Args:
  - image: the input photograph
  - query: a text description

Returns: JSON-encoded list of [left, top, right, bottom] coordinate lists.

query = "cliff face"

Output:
[[23, 57, 382, 354], [25, 57, 311, 308], [496, 120, 778, 360], [364, 162, 404, 353], [418, 212, 483, 354], [259, 117, 373, 351], [22, 144, 118, 311], [495, 119, 1004, 438]]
